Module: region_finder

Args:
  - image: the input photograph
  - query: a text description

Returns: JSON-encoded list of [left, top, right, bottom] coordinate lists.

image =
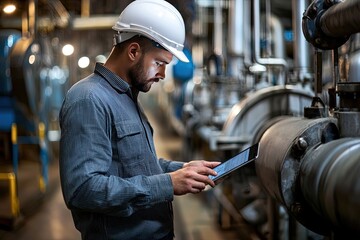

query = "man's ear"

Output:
[[128, 42, 141, 61]]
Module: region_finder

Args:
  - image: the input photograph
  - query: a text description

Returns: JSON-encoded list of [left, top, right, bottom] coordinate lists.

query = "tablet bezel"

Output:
[[209, 143, 259, 182]]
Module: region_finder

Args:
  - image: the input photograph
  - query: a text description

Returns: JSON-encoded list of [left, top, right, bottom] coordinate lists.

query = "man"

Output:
[[59, 0, 220, 239]]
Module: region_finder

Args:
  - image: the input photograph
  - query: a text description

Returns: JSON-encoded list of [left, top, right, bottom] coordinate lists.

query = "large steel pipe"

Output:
[[301, 138, 360, 235], [302, 0, 360, 49], [256, 117, 360, 235], [320, 0, 360, 38], [255, 117, 340, 235]]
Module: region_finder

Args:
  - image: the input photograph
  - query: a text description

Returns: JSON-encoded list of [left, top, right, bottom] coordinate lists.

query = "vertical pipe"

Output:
[[28, 0, 37, 37], [243, 0, 252, 66], [253, 0, 287, 68], [264, 0, 271, 57], [228, 0, 244, 56], [214, 0, 223, 56], [193, 3, 207, 67], [22, 11, 28, 37], [292, 0, 311, 82], [270, 16, 285, 59], [332, 49, 339, 87], [314, 49, 322, 95], [81, 0, 90, 17], [228, 0, 245, 76]]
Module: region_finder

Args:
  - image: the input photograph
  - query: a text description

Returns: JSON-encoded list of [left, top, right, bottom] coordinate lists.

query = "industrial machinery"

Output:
[[159, 0, 360, 239], [255, 0, 360, 238], [0, 0, 69, 228]]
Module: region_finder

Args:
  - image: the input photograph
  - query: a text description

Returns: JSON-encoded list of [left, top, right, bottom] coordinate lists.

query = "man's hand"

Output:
[[169, 160, 221, 195]]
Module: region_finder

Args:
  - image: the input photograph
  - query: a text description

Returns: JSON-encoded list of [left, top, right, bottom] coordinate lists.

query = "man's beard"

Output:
[[128, 56, 150, 93]]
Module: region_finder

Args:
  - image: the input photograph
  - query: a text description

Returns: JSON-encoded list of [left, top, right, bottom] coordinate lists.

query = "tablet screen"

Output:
[[209, 143, 259, 182]]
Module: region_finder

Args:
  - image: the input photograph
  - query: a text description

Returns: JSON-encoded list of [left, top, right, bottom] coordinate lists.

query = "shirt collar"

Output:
[[94, 62, 130, 94]]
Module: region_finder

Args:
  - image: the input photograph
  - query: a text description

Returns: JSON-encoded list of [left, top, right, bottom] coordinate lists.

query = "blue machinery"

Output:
[[0, 30, 51, 227]]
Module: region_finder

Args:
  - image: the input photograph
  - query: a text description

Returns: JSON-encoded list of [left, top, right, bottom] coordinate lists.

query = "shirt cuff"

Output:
[[167, 161, 184, 172], [147, 173, 174, 203]]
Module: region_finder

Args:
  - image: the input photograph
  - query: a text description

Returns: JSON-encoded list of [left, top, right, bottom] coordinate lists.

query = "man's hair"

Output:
[[115, 35, 154, 54]]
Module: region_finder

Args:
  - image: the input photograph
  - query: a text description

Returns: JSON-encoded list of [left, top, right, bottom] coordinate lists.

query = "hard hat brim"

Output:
[[167, 46, 189, 63]]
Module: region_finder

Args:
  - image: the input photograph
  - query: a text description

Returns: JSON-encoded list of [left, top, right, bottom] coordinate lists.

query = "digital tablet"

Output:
[[209, 143, 259, 182]]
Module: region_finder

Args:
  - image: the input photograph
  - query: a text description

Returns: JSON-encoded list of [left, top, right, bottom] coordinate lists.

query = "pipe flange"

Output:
[[302, 0, 349, 50]]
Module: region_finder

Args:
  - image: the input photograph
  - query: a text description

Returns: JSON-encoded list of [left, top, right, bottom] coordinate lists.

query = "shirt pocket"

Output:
[[114, 121, 147, 176]]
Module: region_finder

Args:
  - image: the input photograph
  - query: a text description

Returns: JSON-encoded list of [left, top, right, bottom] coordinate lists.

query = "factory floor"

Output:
[[0, 94, 256, 240]]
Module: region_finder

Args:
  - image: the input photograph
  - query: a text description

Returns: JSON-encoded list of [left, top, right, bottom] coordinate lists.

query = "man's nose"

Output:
[[157, 65, 166, 79]]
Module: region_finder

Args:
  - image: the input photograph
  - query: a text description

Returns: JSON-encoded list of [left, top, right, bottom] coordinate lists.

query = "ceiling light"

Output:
[[3, 4, 16, 14]]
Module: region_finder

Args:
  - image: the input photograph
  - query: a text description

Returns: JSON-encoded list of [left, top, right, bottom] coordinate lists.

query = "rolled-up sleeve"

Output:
[[158, 158, 184, 173]]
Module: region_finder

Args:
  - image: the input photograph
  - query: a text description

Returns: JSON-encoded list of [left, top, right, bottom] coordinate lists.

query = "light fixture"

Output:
[[78, 56, 90, 68], [3, 4, 16, 14], [62, 44, 74, 56]]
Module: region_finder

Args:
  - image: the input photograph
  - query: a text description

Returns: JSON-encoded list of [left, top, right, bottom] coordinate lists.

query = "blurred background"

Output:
[[0, 0, 360, 239]]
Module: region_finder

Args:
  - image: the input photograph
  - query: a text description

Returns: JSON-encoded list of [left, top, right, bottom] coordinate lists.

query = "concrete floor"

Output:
[[0, 94, 254, 240]]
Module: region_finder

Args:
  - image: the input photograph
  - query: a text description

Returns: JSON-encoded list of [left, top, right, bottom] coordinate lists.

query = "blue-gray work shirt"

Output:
[[59, 63, 184, 240]]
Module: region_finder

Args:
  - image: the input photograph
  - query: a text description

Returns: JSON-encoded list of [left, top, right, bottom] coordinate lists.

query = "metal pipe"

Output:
[[292, 0, 312, 82], [253, 0, 287, 68], [300, 138, 360, 235], [28, 0, 37, 37], [227, 0, 246, 77], [256, 116, 360, 235], [228, 0, 244, 56], [314, 49, 322, 94], [321, 0, 360, 38], [214, 0, 223, 56], [81, 0, 90, 17], [269, 15, 285, 59], [255, 117, 340, 235], [243, 0, 252, 67]]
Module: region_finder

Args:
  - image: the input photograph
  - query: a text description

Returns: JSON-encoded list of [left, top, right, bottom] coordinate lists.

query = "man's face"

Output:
[[129, 46, 173, 93]]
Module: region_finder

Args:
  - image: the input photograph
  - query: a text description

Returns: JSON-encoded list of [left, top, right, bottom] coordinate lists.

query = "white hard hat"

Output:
[[112, 0, 189, 63]]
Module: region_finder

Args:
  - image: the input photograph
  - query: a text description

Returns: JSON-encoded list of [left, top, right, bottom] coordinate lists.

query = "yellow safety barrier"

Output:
[[0, 173, 20, 217]]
